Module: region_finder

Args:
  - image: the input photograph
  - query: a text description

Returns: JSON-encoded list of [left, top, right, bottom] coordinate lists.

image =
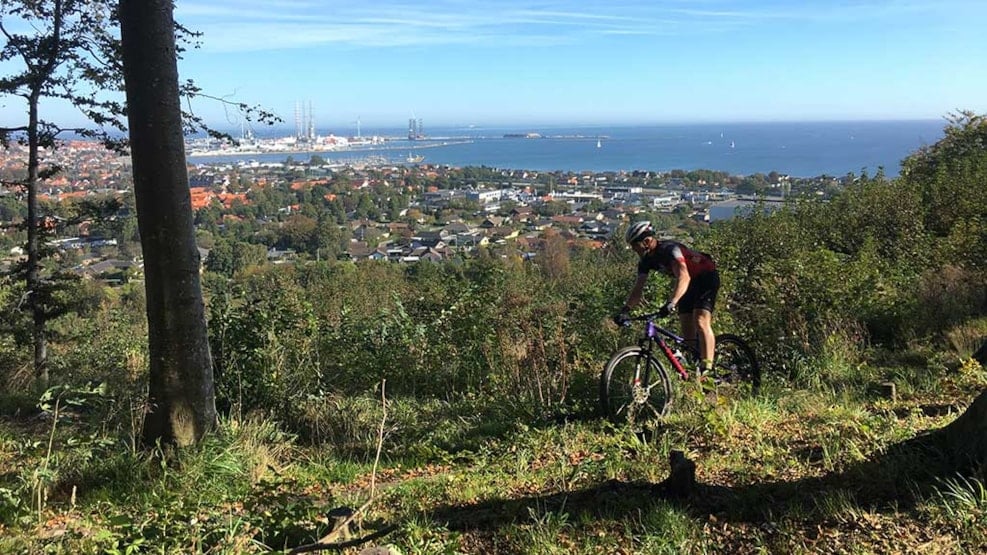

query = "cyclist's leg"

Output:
[[678, 311, 696, 352], [677, 288, 698, 355], [692, 271, 720, 371], [695, 308, 715, 368]]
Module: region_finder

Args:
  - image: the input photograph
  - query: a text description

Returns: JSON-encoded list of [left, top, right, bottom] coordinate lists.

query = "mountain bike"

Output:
[[600, 311, 760, 431]]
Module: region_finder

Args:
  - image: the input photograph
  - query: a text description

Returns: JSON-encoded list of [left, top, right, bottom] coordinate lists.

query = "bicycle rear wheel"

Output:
[[600, 346, 672, 431], [712, 334, 761, 394]]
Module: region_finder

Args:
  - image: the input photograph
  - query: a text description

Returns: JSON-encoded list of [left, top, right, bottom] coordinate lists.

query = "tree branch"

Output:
[[286, 525, 398, 554]]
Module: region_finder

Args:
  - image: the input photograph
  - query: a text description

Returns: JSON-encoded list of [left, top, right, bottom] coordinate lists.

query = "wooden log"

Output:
[[879, 381, 897, 402]]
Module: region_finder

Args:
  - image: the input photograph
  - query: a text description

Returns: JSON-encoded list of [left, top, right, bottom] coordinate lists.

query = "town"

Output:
[[0, 139, 845, 283]]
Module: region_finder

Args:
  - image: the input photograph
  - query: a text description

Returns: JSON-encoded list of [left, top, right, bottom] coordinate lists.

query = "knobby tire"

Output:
[[600, 346, 672, 431], [713, 333, 761, 394]]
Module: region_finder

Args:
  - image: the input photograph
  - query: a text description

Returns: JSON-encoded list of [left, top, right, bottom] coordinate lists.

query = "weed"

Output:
[[811, 488, 864, 522], [632, 503, 704, 554], [927, 473, 987, 548], [934, 473, 987, 520], [515, 503, 573, 554], [399, 514, 462, 554]]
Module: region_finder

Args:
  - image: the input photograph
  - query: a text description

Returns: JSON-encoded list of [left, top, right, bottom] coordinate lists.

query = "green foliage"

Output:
[[901, 112, 987, 241], [905, 265, 987, 341], [208, 267, 321, 418], [703, 113, 987, 374], [202, 252, 626, 436], [819, 173, 927, 264]]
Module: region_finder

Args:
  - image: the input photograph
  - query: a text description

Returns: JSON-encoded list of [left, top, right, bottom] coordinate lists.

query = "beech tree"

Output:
[[118, 0, 217, 446], [3, 0, 273, 444]]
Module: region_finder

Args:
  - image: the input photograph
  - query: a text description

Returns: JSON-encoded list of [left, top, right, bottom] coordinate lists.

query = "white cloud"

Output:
[[173, 0, 981, 53]]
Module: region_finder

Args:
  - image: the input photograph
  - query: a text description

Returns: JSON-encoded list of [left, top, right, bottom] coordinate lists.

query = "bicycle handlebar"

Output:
[[629, 311, 673, 321], [617, 311, 673, 327]]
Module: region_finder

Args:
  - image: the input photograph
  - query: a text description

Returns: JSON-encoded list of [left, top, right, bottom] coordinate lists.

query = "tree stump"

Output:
[[664, 450, 696, 498], [879, 381, 897, 402]]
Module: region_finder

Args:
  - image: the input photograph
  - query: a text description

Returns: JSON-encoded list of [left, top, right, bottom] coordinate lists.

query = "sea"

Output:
[[187, 120, 946, 178]]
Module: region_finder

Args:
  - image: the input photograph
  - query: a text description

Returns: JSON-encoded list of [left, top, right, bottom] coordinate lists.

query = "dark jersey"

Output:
[[637, 241, 716, 277]]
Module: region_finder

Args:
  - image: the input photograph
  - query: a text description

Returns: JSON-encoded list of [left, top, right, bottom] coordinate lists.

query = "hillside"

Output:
[[1, 113, 985, 553]]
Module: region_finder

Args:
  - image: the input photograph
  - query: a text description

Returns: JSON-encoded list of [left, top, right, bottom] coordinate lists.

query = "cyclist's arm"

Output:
[[668, 257, 690, 307], [624, 272, 649, 310]]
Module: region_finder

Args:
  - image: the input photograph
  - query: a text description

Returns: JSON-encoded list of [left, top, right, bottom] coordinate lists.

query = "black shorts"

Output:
[[678, 270, 720, 313]]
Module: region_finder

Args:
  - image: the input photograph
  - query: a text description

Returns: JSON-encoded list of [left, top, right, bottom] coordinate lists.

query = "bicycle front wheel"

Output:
[[600, 346, 672, 430], [713, 334, 761, 394]]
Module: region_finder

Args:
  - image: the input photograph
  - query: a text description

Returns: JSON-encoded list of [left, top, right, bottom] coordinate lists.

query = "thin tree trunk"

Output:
[[119, 0, 216, 446], [26, 92, 47, 390]]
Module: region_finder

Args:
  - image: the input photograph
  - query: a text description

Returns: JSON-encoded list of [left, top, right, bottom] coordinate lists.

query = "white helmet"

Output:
[[625, 221, 654, 244]]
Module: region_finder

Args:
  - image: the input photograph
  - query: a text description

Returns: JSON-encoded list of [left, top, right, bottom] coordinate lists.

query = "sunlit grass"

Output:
[[632, 502, 706, 554], [911, 473, 987, 552], [1, 344, 984, 553]]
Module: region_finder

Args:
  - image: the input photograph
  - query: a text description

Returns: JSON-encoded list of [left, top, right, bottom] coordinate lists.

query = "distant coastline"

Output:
[[188, 120, 945, 177]]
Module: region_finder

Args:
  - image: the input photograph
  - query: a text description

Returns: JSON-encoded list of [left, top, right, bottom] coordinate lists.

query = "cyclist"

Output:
[[614, 221, 720, 374]]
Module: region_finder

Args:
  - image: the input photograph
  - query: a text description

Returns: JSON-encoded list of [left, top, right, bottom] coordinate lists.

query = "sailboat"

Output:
[[596, 138, 602, 148]]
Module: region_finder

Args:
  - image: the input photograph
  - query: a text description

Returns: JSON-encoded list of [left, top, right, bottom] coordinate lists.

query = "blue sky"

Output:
[[4, 1, 987, 132]]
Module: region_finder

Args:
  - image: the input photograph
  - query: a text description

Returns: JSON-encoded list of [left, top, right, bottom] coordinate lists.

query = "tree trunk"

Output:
[[26, 92, 48, 390], [119, 0, 216, 447], [940, 388, 987, 472]]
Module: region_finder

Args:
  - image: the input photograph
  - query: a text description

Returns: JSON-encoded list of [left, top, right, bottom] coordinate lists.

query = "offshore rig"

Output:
[[408, 117, 425, 140]]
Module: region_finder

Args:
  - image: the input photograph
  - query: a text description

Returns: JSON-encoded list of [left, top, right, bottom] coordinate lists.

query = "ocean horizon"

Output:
[[190, 120, 947, 178]]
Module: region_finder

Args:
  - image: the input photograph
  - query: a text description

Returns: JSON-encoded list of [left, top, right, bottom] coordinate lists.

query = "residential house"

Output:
[[422, 189, 460, 209], [74, 259, 143, 282], [445, 229, 484, 248], [509, 206, 534, 222], [487, 226, 519, 241], [344, 241, 385, 261], [412, 230, 446, 249], [550, 215, 583, 228], [442, 221, 473, 235], [528, 218, 554, 231], [480, 216, 505, 229], [267, 248, 297, 263], [579, 221, 611, 239], [650, 193, 679, 209]]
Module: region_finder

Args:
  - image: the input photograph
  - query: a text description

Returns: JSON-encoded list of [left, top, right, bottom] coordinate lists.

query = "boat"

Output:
[[406, 153, 425, 164]]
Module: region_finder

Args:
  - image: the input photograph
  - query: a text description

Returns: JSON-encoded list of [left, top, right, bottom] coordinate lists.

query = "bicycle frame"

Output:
[[602, 312, 761, 427], [636, 315, 694, 380]]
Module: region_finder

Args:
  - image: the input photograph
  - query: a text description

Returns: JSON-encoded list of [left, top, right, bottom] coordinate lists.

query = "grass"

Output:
[[0, 351, 985, 554]]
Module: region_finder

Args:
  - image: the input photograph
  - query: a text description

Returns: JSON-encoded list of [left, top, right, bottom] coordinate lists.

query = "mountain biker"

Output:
[[614, 221, 720, 374]]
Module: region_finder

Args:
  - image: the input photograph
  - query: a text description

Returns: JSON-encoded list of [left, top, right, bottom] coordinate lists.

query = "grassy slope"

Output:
[[1, 354, 985, 554]]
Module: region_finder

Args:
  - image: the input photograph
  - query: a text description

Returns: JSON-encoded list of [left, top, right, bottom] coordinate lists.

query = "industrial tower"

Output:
[[408, 117, 424, 140], [295, 101, 316, 142]]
